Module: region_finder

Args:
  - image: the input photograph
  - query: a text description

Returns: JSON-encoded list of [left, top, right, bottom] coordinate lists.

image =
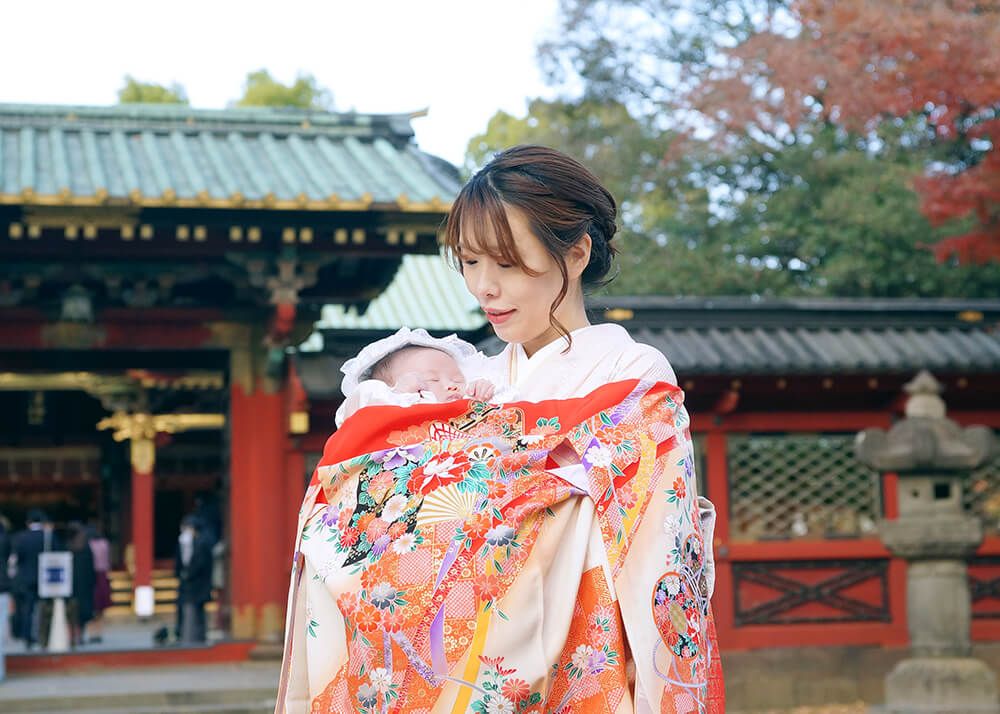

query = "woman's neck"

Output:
[[520, 301, 590, 358]]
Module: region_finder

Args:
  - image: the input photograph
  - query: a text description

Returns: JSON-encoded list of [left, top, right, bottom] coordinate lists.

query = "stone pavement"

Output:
[[0, 661, 278, 713], [0, 659, 874, 714], [4, 614, 223, 655], [0, 662, 866, 714], [1, 618, 885, 712], [732, 705, 867, 714]]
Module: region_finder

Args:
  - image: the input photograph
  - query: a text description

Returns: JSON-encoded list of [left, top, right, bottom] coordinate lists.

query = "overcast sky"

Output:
[[2, 0, 561, 166]]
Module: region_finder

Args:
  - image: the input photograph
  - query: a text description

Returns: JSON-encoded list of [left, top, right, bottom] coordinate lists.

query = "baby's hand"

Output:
[[465, 379, 495, 401]]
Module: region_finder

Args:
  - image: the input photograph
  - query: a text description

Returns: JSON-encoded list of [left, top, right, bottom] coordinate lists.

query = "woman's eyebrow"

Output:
[[457, 241, 483, 256]]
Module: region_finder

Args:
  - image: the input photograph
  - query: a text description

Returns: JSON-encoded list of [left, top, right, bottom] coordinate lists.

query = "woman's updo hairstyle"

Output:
[[445, 144, 619, 288]]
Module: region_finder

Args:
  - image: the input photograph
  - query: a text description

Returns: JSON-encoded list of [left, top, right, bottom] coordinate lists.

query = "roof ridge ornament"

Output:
[[903, 369, 946, 419]]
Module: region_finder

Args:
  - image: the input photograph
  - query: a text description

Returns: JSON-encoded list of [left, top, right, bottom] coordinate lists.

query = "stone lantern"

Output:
[[855, 370, 998, 714]]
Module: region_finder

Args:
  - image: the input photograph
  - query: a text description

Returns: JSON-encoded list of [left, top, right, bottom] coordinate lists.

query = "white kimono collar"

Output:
[[507, 323, 631, 388]]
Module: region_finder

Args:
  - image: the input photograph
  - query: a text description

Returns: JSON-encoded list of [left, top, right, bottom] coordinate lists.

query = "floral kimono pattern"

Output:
[[277, 378, 723, 714]]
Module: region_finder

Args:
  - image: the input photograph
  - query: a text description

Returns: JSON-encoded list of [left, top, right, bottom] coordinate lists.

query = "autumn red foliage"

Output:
[[694, 0, 1000, 262]]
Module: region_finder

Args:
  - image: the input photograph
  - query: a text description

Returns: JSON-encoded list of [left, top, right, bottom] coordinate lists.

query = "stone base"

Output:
[[880, 514, 981, 560], [249, 641, 283, 660], [884, 657, 999, 714]]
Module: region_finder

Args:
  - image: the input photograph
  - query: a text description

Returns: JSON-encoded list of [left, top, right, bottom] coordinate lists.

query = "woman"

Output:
[[86, 522, 112, 644], [277, 146, 722, 713], [175, 515, 214, 643], [68, 523, 95, 648]]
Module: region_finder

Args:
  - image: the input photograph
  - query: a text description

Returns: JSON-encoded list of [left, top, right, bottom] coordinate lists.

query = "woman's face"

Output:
[[460, 206, 589, 356]]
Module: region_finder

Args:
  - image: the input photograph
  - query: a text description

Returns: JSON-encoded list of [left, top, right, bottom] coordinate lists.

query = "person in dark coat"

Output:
[[175, 515, 213, 643], [11, 510, 61, 649], [86, 522, 112, 644], [192, 494, 221, 546], [67, 524, 95, 647], [0, 515, 11, 596], [0, 514, 12, 656]]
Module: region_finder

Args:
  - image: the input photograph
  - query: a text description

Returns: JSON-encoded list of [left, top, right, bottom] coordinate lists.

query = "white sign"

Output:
[[38, 552, 73, 599]]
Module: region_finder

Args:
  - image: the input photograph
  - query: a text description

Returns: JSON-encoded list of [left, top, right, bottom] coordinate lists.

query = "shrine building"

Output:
[[0, 102, 460, 645]]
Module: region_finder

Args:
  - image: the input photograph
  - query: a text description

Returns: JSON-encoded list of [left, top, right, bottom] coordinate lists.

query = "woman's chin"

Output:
[[492, 323, 524, 345], [490, 322, 511, 339]]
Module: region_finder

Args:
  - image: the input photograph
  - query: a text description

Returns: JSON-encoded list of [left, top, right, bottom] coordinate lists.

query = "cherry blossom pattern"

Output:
[[355, 665, 398, 713], [565, 643, 620, 680], [665, 475, 687, 504]]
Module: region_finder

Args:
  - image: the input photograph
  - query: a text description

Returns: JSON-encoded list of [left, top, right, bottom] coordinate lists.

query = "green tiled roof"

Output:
[[318, 252, 485, 332], [478, 297, 1000, 375], [0, 103, 460, 211]]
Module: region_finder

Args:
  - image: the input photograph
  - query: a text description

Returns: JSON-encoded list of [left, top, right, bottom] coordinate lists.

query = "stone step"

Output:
[[3, 688, 277, 713], [40, 702, 275, 714]]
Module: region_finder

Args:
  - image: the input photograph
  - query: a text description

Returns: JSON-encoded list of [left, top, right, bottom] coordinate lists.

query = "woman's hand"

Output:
[[465, 379, 496, 401]]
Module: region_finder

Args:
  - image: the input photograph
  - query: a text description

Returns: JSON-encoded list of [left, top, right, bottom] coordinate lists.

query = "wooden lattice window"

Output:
[[0, 446, 100, 485], [691, 434, 708, 500], [965, 435, 1000, 534], [728, 433, 881, 542]]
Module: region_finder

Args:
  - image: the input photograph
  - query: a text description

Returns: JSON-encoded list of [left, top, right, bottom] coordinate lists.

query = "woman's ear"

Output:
[[567, 234, 592, 280]]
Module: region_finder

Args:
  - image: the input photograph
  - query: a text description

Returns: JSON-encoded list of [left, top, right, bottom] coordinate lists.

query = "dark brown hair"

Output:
[[443, 145, 619, 345]]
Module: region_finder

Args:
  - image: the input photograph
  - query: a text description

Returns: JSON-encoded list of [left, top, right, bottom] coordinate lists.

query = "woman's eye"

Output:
[[462, 259, 478, 267], [498, 263, 513, 269]]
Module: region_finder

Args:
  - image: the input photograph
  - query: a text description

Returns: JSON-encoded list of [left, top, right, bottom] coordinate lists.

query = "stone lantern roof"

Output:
[[855, 370, 996, 473]]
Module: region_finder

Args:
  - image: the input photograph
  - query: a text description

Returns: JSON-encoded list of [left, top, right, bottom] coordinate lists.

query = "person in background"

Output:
[[0, 514, 11, 679], [192, 494, 221, 547], [210, 536, 226, 634], [0, 514, 11, 596], [86, 522, 112, 644], [10, 509, 55, 649], [67, 523, 95, 648], [175, 515, 213, 643]]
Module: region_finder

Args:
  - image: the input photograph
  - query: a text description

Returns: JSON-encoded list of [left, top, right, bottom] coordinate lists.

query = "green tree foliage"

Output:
[[117, 76, 189, 104], [468, 99, 784, 296], [469, 100, 1000, 297], [714, 124, 1000, 297], [538, 0, 789, 121], [235, 69, 333, 110], [472, 0, 1000, 297], [468, 99, 671, 210]]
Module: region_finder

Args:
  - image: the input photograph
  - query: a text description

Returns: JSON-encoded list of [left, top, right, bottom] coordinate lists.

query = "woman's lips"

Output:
[[485, 309, 515, 325]]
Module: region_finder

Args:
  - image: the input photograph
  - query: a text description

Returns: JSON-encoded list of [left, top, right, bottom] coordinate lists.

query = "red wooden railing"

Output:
[[694, 410, 1000, 651]]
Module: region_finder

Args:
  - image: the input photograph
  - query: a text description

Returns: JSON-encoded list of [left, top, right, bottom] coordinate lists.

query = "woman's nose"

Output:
[[471, 266, 499, 300]]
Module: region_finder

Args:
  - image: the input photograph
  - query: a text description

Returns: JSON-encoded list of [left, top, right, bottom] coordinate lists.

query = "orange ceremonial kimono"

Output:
[[277, 324, 724, 713]]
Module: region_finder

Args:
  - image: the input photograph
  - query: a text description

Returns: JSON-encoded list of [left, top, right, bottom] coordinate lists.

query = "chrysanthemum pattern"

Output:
[[283, 380, 719, 713]]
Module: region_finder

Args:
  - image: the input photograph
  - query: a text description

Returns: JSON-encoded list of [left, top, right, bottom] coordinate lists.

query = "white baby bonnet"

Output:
[[339, 327, 484, 397]]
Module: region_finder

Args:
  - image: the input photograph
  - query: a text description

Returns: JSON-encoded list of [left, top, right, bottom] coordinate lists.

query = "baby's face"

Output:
[[388, 347, 467, 402]]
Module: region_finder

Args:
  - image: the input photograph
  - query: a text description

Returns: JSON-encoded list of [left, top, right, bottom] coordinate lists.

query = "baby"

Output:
[[335, 328, 496, 427], [334, 328, 718, 598]]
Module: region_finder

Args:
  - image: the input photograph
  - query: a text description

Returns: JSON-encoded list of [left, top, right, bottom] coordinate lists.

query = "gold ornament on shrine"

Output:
[[97, 412, 225, 472]]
